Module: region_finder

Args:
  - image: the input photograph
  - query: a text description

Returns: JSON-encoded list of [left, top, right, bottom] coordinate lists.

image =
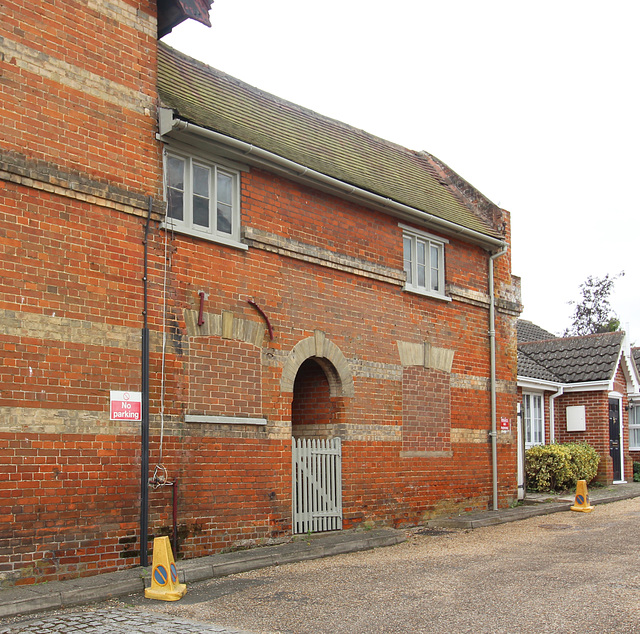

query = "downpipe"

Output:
[[489, 245, 508, 511], [140, 196, 153, 567]]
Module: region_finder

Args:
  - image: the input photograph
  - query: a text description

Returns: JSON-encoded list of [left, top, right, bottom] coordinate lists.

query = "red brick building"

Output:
[[0, 1, 521, 586], [517, 321, 640, 489]]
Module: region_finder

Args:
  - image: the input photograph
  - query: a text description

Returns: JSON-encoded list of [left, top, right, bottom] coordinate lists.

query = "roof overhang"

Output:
[[157, 0, 213, 38], [620, 344, 640, 394], [562, 380, 613, 393], [158, 108, 507, 252], [517, 376, 563, 392], [517, 376, 614, 393]]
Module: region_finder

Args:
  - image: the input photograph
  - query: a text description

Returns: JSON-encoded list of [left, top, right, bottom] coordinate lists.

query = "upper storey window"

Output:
[[165, 152, 242, 247], [401, 224, 448, 300]]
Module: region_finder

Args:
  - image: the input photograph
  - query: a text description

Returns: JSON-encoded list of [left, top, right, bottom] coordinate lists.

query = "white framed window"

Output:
[[629, 404, 640, 450], [164, 152, 242, 247], [523, 392, 544, 448], [400, 225, 448, 300]]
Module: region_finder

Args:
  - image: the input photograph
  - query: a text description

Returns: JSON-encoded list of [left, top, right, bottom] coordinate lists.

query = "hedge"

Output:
[[525, 442, 600, 492]]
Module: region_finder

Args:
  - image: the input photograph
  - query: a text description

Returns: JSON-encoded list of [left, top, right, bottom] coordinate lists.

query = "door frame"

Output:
[[516, 401, 525, 500], [608, 394, 625, 483]]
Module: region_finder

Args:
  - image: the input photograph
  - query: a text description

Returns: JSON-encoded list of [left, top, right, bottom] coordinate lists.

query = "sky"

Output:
[[163, 0, 639, 342]]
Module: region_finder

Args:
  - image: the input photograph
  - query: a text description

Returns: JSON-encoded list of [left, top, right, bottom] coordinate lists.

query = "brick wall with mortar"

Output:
[[552, 363, 631, 484], [0, 0, 164, 587], [155, 164, 520, 543], [0, 1, 520, 586]]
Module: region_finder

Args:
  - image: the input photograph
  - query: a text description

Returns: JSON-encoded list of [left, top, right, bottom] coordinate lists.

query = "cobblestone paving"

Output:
[[0, 608, 258, 633]]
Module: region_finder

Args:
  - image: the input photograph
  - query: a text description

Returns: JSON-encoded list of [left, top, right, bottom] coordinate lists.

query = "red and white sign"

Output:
[[500, 416, 511, 433], [110, 390, 142, 421]]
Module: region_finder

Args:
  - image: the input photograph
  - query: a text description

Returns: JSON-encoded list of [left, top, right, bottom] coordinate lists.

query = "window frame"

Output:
[[400, 224, 449, 300], [163, 149, 245, 249], [629, 404, 640, 450], [522, 392, 545, 448]]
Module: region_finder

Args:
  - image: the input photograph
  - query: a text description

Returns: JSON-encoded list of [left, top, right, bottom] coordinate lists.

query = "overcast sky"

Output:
[[163, 0, 639, 342]]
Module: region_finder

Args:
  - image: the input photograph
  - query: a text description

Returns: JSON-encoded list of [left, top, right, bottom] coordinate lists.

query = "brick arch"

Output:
[[280, 331, 355, 397]]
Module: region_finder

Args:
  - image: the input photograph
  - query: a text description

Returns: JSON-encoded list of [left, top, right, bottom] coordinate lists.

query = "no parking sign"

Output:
[[110, 390, 142, 421]]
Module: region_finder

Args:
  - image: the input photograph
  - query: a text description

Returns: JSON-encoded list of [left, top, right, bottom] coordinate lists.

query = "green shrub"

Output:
[[526, 442, 600, 492], [565, 442, 600, 484], [633, 462, 640, 482]]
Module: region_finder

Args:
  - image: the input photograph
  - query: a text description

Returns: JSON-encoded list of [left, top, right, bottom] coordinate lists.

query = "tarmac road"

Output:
[[113, 496, 640, 634], [3, 494, 640, 633]]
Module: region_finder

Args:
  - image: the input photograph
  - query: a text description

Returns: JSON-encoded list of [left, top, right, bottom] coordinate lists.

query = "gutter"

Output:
[[158, 109, 507, 251], [489, 245, 508, 511]]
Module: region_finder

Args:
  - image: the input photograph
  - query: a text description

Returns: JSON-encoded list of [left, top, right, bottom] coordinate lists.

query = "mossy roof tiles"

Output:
[[157, 43, 501, 240], [517, 349, 563, 383], [517, 319, 557, 343]]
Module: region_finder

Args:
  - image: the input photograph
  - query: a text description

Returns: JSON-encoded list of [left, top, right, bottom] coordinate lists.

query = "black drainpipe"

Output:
[[140, 196, 152, 567]]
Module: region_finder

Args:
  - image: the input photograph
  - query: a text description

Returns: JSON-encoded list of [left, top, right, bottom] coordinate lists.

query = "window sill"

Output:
[[185, 415, 267, 425], [162, 224, 248, 250], [403, 285, 452, 302]]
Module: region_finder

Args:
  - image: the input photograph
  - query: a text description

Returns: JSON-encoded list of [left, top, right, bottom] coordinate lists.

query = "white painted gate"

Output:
[[292, 437, 342, 534]]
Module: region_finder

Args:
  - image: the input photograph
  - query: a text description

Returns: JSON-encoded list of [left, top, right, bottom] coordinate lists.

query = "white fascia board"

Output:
[[517, 376, 563, 391], [562, 380, 611, 393]]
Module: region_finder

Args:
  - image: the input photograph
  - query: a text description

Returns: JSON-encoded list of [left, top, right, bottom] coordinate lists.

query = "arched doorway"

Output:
[[292, 358, 341, 438], [284, 334, 352, 534]]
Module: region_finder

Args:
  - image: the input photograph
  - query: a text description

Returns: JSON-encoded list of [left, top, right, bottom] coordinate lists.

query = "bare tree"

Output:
[[564, 272, 624, 336]]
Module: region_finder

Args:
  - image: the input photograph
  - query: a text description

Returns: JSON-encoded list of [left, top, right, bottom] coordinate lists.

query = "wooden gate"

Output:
[[292, 437, 342, 534]]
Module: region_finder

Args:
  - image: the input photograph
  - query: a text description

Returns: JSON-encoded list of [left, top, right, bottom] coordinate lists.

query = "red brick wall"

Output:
[[0, 0, 160, 192], [0, 1, 520, 587], [551, 367, 631, 483], [187, 338, 263, 417], [402, 367, 451, 453]]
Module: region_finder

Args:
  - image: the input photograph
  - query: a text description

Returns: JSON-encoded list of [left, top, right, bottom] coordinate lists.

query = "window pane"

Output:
[[193, 195, 210, 227], [192, 165, 210, 227], [217, 202, 232, 234], [166, 156, 185, 221], [167, 188, 183, 221], [216, 172, 233, 234], [193, 164, 210, 197], [416, 241, 426, 287], [631, 427, 640, 449], [524, 395, 532, 444], [524, 394, 544, 445], [217, 171, 232, 204], [403, 236, 412, 285], [430, 244, 440, 291], [167, 156, 184, 189]]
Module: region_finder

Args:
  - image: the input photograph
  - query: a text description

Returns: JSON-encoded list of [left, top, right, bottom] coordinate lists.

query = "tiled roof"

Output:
[[517, 349, 562, 382], [518, 331, 624, 384], [157, 43, 503, 241], [517, 319, 556, 343], [633, 348, 640, 375]]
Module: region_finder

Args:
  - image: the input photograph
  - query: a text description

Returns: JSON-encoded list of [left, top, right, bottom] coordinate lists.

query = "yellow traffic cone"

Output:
[[144, 536, 187, 601], [570, 479, 594, 513]]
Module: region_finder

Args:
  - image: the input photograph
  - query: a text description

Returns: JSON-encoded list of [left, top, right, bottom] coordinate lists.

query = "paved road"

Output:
[[3, 497, 640, 633], [0, 608, 256, 633]]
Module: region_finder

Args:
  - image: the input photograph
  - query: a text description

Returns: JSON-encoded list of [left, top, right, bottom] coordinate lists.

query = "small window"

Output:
[[165, 152, 241, 245], [523, 392, 544, 448], [401, 225, 448, 299], [630, 405, 640, 450]]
